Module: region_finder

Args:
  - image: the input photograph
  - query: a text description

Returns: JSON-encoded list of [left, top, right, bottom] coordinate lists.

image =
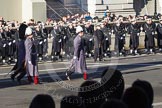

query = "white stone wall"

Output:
[[87, 0, 96, 17], [159, 0, 162, 13], [0, 0, 46, 23], [0, 0, 22, 22]]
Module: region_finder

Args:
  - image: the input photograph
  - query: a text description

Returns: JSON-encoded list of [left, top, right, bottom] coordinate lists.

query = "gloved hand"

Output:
[[73, 56, 77, 60], [28, 61, 32, 64]]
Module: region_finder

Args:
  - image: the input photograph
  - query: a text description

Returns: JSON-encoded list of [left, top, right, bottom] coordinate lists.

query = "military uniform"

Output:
[[51, 25, 62, 61], [156, 19, 162, 50], [25, 27, 39, 84], [93, 27, 104, 61], [127, 20, 140, 55], [113, 22, 126, 56], [143, 19, 156, 53]]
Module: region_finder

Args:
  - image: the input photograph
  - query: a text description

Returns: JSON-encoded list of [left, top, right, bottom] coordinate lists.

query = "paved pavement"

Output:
[[0, 54, 162, 108]]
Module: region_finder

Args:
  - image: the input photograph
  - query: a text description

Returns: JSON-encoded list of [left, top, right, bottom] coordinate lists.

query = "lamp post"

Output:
[[154, 0, 157, 16]]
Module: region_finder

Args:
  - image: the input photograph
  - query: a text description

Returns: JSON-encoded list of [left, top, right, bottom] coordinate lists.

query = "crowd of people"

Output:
[[0, 10, 159, 108], [1, 12, 162, 65], [1, 11, 162, 83], [29, 68, 154, 108]]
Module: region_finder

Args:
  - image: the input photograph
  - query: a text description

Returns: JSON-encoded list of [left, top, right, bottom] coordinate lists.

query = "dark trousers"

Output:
[[94, 47, 103, 61], [11, 61, 26, 81]]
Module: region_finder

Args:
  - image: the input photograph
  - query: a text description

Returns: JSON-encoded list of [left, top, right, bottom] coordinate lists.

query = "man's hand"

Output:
[[28, 61, 32, 64], [73, 56, 77, 60]]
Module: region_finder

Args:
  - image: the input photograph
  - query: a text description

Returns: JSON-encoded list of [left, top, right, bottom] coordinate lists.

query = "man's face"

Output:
[[80, 31, 84, 37]]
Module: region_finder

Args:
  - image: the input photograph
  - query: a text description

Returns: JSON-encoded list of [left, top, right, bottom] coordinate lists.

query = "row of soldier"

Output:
[[1, 14, 162, 64]]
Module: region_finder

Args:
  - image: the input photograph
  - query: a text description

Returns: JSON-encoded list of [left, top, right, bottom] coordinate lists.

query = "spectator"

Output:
[[132, 79, 154, 107], [85, 12, 92, 21], [29, 94, 55, 108], [100, 99, 127, 108], [100, 68, 125, 100], [78, 80, 105, 108], [122, 87, 150, 108], [60, 95, 85, 108]]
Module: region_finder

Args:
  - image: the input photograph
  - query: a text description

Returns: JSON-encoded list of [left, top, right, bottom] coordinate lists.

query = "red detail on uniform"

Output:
[[34, 76, 39, 84], [83, 72, 87, 80]]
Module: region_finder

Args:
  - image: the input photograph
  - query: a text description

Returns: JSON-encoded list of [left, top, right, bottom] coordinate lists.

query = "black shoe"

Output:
[[65, 71, 70, 81], [17, 78, 22, 85], [10, 74, 15, 81]]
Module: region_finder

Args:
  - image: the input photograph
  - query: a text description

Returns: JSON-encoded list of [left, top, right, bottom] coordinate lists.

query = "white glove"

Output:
[[3, 44, 6, 47], [8, 42, 12, 46], [109, 33, 112, 35], [59, 39, 62, 43], [121, 37, 123, 39], [39, 41, 43, 45], [106, 38, 108, 40], [28, 61, 32, 64], [123, 34, 126, 37], [152, 32, 154, 35], [44, 39, 47, 42], [73, 56, 77, 59], [13, 40, 16, 43], [64, 36, 66, 39], [89, 38, 92, 41], [137, 33, 140, 36]]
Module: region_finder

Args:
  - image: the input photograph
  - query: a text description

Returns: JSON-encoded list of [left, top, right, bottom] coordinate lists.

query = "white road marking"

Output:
[[153, 102, 162, 106]]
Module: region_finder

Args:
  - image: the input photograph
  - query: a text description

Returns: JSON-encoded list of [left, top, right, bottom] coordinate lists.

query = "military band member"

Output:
[[66, 26, 87, 80], [25, 27, 39, 85], [127, 18, 140, 55], [144, 18, 156, 54], [93, 23, 105, 62], [156, 18, 162, 51]]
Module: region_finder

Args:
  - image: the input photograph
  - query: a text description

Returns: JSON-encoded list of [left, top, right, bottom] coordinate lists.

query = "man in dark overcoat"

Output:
[[156, 18, 162, 51], [127, 18, 140, 55], [143, 18, 156, 54], [93, 24, 105, 62]]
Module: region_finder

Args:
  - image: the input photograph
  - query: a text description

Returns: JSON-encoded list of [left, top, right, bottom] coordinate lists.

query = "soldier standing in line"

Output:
[[83, 21, 94, 57], [93, 23, 105, 62], [66, 22, 76, 57], [51, 24, 63, 61], [100, 21, 112, 57], [34, 25, 44, 62], [156, 18, 162, 52], [25, 27, 39, 85], [0, 27, 7, 64], [4, 26, 14, 64], [113, 19, 126, 56], [40, 23, 48, 59], [127, 18, 140, 55], [143, 18, 156, 54]]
